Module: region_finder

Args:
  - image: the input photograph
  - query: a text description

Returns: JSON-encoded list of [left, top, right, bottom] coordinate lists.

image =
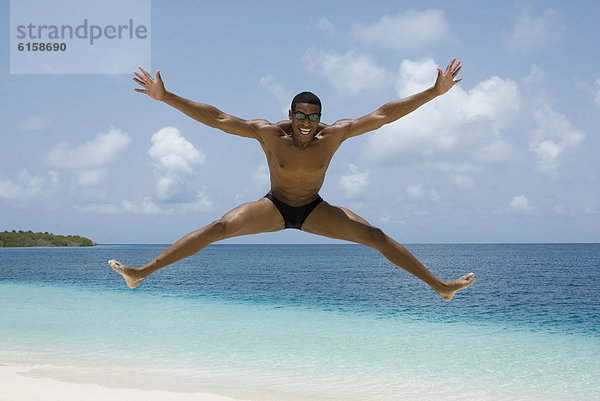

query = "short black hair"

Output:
[[291, 91, 321, 113]]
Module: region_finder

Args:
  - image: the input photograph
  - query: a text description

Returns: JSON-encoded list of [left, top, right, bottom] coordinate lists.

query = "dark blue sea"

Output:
[[1, 244, 599, 400]]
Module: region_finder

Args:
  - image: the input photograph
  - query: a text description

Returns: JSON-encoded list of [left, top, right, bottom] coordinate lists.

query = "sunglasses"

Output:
[[292, 110, 321, 121]]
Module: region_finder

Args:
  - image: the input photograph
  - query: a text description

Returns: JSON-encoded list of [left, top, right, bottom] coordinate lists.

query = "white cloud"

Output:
[[453, 175, 474, 189], [148, 127, 209, 204], [529, 102, 584, 175], [461, 76, 521, 127], [48, 170, 59, 184], [0, 170, 57, 201], [595, 76, 600, 107], [395, 58, 440, 96], [259, 75, 292, 115], [522, 65, 584, 175], [80, 198, 161, 215], [15, 115, 50, 132], [80, 190, 213, 215], [406, 184, 440, 202], [125, 191, 212, 214], [74, 127, 213, 214], [178, 192, 213, 213], [121, 198, 162, 214], [44, 127, 129, 192], [420, 162, 481, 174], [259, 75, 290, 102], [509, 194, 532, 212], [406, 184, 425, 200], [76, 169, 106, 187], [47, 126, 131, 169], [352, 9, 450, 51], [302, 48, 392, 94], [338, 164, 370, 199], [377, 215, 391, 224], [376, 215, 406, 225], [523, 64, 547, 86], [506, 7, 563, 53], [315, 17, 332, 32], [149, 127, 205, 174], [366, 58, 520, 173], [476, 140, 514, 164], [155, 176, 181, 200], [252, 163, 270, 189]]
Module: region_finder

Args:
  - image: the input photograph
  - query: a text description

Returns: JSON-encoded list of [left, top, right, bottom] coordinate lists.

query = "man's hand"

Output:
[[434, 58, 462, 96], [133, 66, 166, 101]]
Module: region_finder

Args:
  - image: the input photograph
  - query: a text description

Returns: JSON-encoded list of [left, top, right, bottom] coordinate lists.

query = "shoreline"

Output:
[[0, 361, 374, 401], [1, 358, 577, 401], [0, 365, 248, 401]]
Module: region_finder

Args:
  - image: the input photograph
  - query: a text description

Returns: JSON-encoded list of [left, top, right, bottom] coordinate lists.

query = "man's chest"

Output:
[[264, 140, 333, 173]]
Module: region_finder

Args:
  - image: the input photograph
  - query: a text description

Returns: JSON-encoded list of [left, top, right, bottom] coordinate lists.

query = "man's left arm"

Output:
[[340, 58, 462, 141]]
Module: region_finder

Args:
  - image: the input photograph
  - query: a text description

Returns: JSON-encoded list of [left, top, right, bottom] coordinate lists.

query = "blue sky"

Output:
[[1, 0, 598, 244]]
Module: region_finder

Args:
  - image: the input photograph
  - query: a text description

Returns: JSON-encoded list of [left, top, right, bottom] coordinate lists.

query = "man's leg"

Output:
[[109, 197, 285, 288], [301, 202, 474, 301]]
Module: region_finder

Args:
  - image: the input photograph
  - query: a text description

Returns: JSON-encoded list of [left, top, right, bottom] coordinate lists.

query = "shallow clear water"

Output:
[[1, 244, 599, 400]]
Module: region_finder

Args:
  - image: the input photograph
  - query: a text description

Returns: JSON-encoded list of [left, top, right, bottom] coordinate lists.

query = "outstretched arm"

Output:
[[340, 58, 462, 140], [133, 67, 266, 139]]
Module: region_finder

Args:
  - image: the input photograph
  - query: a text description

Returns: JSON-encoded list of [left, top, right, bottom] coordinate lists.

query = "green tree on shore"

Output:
[[0, 231, 95, 247]]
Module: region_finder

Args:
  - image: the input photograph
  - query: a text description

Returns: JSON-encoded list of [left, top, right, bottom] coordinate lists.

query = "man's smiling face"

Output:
[[289, 103, 321, 144]]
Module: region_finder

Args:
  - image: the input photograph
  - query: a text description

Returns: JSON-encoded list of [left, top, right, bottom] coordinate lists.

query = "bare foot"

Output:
[[108, 260, 146, 289], [437, 273, 475, 301]]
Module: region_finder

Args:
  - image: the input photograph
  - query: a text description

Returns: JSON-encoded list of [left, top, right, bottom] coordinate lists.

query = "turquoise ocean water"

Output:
[[1, 244, 598, 400]]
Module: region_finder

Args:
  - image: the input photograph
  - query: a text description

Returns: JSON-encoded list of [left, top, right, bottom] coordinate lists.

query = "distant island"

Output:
[[0, 230, 95, 247]]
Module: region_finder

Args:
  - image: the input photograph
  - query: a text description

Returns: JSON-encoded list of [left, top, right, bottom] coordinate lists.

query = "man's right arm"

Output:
[[133, 66, 265, 139], [162, 92, 267, 139]]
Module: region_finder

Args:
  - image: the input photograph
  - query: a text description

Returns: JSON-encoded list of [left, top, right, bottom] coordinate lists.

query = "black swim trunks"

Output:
[[264, 192, 323, 230]]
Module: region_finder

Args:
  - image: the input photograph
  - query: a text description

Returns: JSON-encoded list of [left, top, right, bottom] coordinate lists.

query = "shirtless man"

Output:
[[109, 58, 475, 301]]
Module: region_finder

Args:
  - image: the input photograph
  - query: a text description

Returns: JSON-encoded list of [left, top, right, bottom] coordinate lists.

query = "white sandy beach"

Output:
[[0, 365, 248, 401]]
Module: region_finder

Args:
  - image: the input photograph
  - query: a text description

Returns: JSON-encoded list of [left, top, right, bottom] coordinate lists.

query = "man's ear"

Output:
[[288, 109, 293, 120]]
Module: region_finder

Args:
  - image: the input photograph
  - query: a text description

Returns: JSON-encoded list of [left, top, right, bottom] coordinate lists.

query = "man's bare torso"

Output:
[[257, 121, 343, 207]]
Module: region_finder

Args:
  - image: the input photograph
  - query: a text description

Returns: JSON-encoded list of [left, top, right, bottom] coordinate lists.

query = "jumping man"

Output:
[[109, 58, 475, 301]]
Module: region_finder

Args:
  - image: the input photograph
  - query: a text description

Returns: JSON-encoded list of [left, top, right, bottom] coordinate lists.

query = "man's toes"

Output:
[[108, 260, 124, 273]]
